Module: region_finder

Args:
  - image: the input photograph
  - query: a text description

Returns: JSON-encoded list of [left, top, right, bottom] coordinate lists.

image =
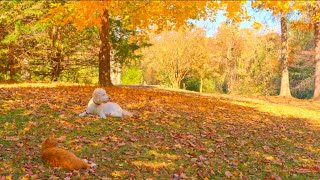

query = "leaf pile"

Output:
[[0, 85, 320, 179]]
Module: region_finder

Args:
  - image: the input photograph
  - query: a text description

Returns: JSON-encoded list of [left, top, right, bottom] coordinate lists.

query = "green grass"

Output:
[[1, 84, 320, 179]]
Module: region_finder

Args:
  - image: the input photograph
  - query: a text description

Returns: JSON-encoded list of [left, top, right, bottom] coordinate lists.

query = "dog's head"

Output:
[[92, 88, 110, 104]]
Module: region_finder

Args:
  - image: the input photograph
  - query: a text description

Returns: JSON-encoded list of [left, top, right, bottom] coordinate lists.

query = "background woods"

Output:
[[0, 1, 319, 99]]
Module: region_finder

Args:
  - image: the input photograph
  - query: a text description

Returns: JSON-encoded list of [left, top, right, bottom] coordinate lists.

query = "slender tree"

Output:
[[252, 1, 301, 97], [313, 2, 320, 100], [279, 13, 292, 97], [288, 1, 320, 100]]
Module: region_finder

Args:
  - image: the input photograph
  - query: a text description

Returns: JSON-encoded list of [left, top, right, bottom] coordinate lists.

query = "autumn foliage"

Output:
[[0, 1, 320, 178], [1, 1, 319, 98]]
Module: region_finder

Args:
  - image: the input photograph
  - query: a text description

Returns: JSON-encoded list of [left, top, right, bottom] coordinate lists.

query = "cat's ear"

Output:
[[56, 135, 66, 142], [50, 129, 56, 138]]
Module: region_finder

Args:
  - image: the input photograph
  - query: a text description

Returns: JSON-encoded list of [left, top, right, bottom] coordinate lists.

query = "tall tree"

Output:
[[279, 13, 291, 97], [313, 2, 320, 100], [214, 23, 242, 94], [141, 29, 211, 89], [252, 2, 302, 97], [211, 23, 280, 95], [287, 1, 320, 100], [43, 1, 246, 86]]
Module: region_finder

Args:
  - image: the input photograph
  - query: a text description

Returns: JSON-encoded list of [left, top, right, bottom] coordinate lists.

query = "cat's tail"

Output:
[[122, 109, 133, 117]]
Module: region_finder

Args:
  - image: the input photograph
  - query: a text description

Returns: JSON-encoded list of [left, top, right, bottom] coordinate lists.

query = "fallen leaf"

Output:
[[225, 171, 233, 178]]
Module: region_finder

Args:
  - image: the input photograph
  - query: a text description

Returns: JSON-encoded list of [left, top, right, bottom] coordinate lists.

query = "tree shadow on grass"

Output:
[[181, 94, 320, 179]]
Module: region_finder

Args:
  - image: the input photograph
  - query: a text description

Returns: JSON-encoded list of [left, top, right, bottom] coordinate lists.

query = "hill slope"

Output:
[[0, 84, 320, 179]]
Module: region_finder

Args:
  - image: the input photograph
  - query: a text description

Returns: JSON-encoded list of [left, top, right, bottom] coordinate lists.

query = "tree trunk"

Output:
[[279, 14, 292, 97], [51, 51, 62, 81], [0, 25, 5, 40], [199, 78, 203, 93], [8, 43, 17, 81], [227, 46, 237, 94], [313, 2, 320, 100], [98, 9, 113, 86], [172, 81, 180, 89], [50, 26, 63, 81]]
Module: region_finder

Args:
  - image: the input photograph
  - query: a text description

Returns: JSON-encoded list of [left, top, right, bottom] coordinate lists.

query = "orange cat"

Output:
[[41, 134, 90, 171]]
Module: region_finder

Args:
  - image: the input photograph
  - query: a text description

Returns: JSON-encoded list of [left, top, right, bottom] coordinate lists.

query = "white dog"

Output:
[[79, 88, 133, 118]]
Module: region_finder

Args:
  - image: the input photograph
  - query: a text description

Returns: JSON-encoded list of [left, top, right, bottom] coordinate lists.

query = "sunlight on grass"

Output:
[[54, 119, 73, 127], [225, 100, 320, 122], [148, 150, 180, 160], [262, 154, 276, 161], [132, 160, 171, 169], [111, 170, 127, 178], [167, 121, 182, 129], [1, 101, 16, 114], [305, 145, 320, 153], [298, 157, 314, 164]]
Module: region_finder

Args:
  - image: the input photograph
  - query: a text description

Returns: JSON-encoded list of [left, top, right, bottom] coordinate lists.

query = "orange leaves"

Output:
[[44, 1, 211, 33], [43, 1, 252, 34], [220, 1, 249, 22]]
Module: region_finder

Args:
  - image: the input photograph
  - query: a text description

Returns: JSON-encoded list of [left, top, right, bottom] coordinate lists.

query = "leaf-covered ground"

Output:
[[1, 83, 320, 179]]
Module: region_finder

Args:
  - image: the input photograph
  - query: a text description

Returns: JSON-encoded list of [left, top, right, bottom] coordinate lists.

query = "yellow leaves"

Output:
[[22, 110, 33, 116], [132, 160, 170, 169], [1, 104, 11, 112], [252, 1, 313, 17], [253, 21, 263, 30], [90, 141, 100, 147], [74, 105, 82, 110], [263, 154, 275, 161], [298, 157, 314, 164], [252, 1, 288, 15], [148, 150, 179, 160], [5, 175, 13, 180], [111, 171, 127, 178]]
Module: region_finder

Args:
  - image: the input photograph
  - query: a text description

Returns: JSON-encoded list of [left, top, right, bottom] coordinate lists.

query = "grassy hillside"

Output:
[[1, 83, 320, 179]]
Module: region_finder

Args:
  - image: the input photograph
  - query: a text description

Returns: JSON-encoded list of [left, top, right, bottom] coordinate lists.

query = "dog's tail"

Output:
[[122, 109, 133, 117]]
